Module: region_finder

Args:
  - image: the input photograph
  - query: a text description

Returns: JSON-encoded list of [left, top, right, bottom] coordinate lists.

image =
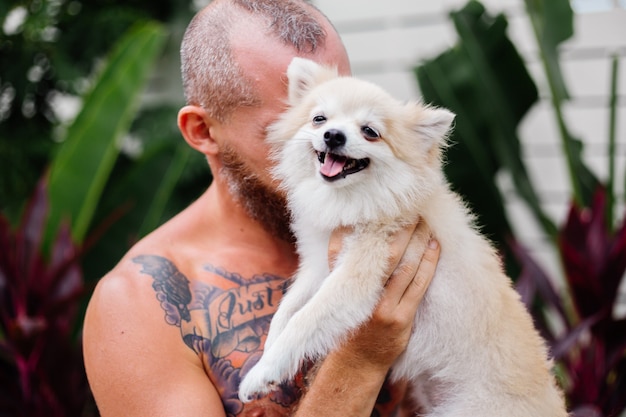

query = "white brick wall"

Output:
[[315, 1, 626, 304]]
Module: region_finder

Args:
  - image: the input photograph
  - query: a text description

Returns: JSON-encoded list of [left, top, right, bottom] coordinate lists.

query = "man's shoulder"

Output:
[[82, 245, 225, 417], [85, 258, 161, 332]]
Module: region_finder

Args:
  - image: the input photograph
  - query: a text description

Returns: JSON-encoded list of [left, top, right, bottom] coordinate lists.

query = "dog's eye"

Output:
[[361, 126, 380, 140], [312, 115, 327, 125]]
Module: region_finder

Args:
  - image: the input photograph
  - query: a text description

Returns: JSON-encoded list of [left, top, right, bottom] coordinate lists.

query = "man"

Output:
[[82, 1, 440, 416]]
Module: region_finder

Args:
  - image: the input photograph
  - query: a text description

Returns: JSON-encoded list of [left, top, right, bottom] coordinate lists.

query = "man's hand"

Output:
[[295, 221, 439, 417], [329, 220, 439, 369]]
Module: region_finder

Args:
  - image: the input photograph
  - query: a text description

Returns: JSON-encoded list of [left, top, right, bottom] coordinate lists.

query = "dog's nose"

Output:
[[324, 129, 346, 149]]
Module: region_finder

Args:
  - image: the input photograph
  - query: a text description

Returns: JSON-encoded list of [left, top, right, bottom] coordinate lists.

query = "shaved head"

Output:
[[178, 0, 349, 242], [180, 0, 330, 122]]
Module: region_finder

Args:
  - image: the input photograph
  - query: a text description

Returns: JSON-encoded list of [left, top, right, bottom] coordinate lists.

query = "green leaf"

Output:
[[46, 21, 167, 244], [608, 55, 619, 228], [416, 1, 557, 244], [137, 144, 193, 237], [79, 103, 211, 281], [416, 55, 512, 245], [524, 0, 599, 207], [524, 0, 573, 102]]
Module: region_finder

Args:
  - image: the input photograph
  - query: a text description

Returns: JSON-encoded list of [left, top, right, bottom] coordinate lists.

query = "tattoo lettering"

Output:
[[132, 255, 405, 416], [132, 255, 300, 416]]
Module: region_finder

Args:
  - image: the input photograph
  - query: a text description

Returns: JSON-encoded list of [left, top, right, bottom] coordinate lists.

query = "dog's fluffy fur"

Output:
[[238, 57, 567, 416]]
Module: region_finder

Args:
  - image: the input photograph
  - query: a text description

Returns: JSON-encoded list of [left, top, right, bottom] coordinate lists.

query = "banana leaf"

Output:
[[524, 0, 573, 102], [523, 0, 600, 208], [608, 56, 619, 229], [137, 143, 194, 237], [416, 1, 557, 249], [45, 21, 167, 245], [80, 105, 210, 281]]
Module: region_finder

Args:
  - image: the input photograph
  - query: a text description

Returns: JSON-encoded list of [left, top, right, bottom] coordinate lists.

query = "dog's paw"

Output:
[[238, 361, 282, 403]]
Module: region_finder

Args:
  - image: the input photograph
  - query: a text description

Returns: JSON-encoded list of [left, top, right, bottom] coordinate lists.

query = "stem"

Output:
[[524, 0, 583, 207], [138, 145, 192, 237], [608, 55, 618, 230]]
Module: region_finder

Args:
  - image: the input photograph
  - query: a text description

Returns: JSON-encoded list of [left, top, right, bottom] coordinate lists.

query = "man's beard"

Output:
[[220, 145, 295, 244]]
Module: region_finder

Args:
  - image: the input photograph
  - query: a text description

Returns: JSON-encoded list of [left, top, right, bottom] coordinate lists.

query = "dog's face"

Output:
[[269, 57, 455, 224]]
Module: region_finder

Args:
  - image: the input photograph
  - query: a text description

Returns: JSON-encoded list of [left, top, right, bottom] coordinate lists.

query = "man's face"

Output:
[[209, 62, 294, 242], [211, 20, 350, 241], [220, 16, 351, 186]]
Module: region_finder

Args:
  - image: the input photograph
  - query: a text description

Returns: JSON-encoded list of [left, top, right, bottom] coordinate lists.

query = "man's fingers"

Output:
[[398, 238, 440, 315], [384, 221, 420, 277], [329, 221, 418, 271], [380, 221, 431, 307], [329, 220, 438, 318]]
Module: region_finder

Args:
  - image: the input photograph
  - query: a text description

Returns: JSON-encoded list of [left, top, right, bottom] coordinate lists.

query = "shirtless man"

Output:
[[82, 1, 441, 416]]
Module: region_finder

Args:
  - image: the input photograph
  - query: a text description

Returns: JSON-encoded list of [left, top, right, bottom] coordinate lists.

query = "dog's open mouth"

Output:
[[317, 152, 370, 182]]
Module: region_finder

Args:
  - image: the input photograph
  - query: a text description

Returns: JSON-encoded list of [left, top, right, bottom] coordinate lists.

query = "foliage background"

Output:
[[413, 1, 625, 413], [0, 1, 215, 414], [0, 0, 211, 281]]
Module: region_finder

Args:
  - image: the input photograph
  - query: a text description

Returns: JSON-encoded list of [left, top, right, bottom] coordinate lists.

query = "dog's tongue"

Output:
[[320, 154, 347, 177]]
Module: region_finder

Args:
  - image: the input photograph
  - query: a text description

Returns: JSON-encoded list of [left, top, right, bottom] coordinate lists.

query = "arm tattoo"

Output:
[[131, 255, 404, 417], [133, 255, 192, 323], [132, 255, 299, 416]]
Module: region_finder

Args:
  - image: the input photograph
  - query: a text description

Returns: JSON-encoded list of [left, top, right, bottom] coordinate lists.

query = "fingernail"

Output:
[[428, 238, 438, 249]]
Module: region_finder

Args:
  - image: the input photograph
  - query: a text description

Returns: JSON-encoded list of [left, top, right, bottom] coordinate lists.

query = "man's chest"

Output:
[[133, 254, 408, 416]]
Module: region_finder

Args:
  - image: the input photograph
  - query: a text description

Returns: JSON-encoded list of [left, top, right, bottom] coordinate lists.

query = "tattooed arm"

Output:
[[83, 259, 228, 417]]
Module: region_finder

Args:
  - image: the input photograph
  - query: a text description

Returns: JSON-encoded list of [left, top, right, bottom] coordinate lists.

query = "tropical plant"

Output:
[[0, 0, 194, 218], [38, 17, 209, 281], [415, 0, 560, 255], [513, 188, 626, 416], [1, 0, 210, 281], [43, 20, 168, 246], [0, 178, 95, 416], [0, 17, 204, 416], [415, 1, 625, 415]]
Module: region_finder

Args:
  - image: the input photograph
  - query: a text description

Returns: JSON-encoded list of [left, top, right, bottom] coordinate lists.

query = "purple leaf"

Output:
[[551, 312, 602, 360], [19, 176, 49, 255], [0, 176, 95, 415], [559, 189, 625, 320], [570, 405, 604, 417], [600, 319, 626, 370], [604, 214, 626, 305], [509, 238, 570, 330]]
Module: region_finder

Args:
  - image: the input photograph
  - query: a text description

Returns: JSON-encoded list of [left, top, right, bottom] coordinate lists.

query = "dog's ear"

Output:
[[286, 57, 338, 104], [412, 105, 455, 146]]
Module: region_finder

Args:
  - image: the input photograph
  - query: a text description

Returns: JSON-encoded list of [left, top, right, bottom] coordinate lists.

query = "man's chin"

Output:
[[237, 182, 294, 244], [220, 147, 294, 244]]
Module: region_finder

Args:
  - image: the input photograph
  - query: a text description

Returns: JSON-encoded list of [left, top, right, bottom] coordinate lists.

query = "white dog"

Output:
[[238, 57, 567, 416]]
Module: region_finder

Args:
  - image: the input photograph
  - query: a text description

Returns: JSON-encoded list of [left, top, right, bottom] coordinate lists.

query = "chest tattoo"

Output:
[[132, 255, 299, 416], [132, 255, 403, 417]]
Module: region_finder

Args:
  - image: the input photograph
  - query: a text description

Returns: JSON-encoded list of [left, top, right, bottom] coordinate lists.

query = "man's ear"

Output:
[[178, 105, 219, 155], [286, 57, 338, 104]]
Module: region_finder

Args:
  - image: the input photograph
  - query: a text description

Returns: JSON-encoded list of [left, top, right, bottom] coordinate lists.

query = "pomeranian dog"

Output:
[[238, 57, 567, 416]]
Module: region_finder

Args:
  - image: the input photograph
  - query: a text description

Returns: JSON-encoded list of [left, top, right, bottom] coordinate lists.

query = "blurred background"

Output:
[[1, 0, 625, 416], [321, 0, 626, 289]]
